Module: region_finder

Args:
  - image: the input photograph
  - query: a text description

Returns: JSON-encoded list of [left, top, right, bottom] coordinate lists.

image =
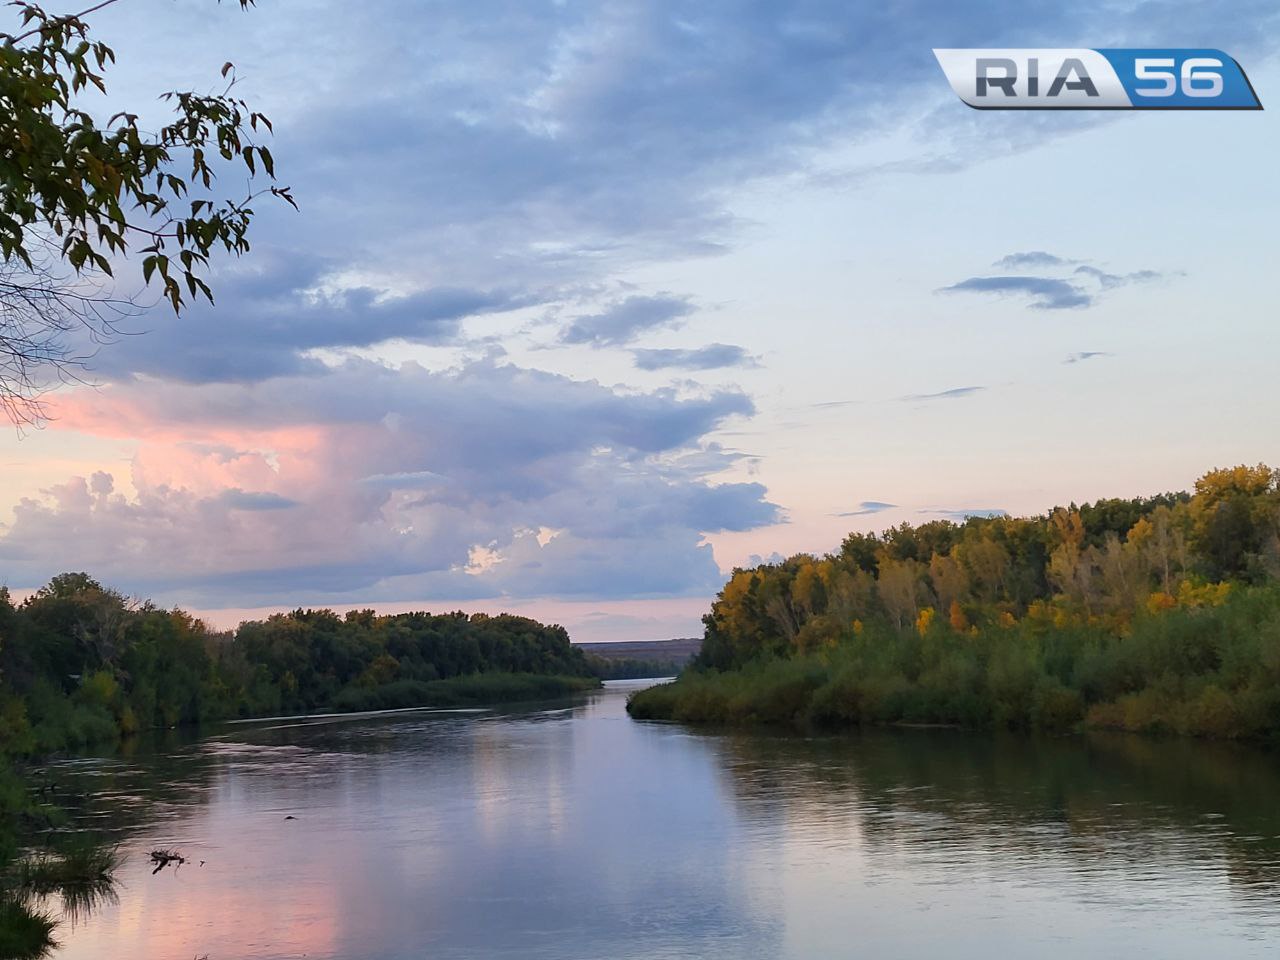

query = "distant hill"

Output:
[[574, 638, 701, 664], [573, 638, 702, 680]]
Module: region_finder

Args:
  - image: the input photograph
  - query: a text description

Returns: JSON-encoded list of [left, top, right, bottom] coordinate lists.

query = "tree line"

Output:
[[0, 576, 598, 755], [629, 464, 1280, 739]]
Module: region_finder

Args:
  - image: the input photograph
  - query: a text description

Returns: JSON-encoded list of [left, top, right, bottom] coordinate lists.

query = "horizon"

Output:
[[1, 1, 1276, 642], [0, 468, 1233, 638]]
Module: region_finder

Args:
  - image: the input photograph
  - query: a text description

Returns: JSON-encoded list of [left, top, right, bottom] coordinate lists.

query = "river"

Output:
[[43, 679, 1280, 959]]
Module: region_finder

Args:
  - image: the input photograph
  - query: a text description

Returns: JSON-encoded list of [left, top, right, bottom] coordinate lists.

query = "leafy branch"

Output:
[[0, 0, 295, 421]]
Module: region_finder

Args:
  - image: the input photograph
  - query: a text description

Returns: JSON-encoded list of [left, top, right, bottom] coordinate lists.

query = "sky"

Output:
[[1, 0, 1278, 640]]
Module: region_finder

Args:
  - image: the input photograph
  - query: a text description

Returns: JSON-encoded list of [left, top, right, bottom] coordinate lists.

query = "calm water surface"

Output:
[[44, 680, 1280, 959]]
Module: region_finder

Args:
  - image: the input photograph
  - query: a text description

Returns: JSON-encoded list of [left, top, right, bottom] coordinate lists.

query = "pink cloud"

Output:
[[2, 362, 775, 609]]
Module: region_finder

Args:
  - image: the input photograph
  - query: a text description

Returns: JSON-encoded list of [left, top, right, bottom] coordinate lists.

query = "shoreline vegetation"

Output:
[[628, 464, 1280, 743], [0, 589, 601, 758], [330, 673, 599, 712]]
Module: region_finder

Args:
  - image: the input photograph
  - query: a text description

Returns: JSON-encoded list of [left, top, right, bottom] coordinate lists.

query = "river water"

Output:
[[45, 679, 1280, 959]]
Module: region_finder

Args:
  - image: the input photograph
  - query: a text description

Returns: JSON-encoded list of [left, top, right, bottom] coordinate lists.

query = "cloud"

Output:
[[812, 399, 860, 409], [0, 360, 778, 606], [1072, 265, 1163, 290], [1064, 351, 1112, 364], [993, 251, 1077, 269], [10, 0, 1267, 612], [940, 276, 1092, 310], [631, 343, 759, 371], [218, 489, 300, 511], [559, 295, 695, 348], [899, 386, 985, 402], [77, 1, 1250, 386], [360, 470, 451, 489], [941, 256, 1167, 311], [834, 500, 896, 517], [919, 507, 1008, 521], [83, 252, 538, 384]]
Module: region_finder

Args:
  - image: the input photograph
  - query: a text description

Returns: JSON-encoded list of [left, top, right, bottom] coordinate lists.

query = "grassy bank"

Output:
[[628, 583, 1280, 740], [330, 672, 601, 712]]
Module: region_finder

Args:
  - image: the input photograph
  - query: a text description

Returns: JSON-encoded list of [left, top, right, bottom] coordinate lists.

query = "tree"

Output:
[[839, 530, 881, 574], [823, 566, 874, 625], [928, 551, 970, 612], [1096, 531, 1144, 615], [876, 557, 924, 629], [1, 0, 294, 424], [25, 571, 133, 669], [1190, 465, 1280, 580], [790, 558, 828, 622], [1047, 539, 1097, 617], [957, 536, 1008, 604]]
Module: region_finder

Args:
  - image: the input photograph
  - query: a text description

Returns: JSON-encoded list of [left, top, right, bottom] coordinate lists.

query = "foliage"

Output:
[[329, 673, 599, 713], [0, 0, 294, 424], [0, 898, 56, 960], [630, 583, 1280, 739], [630, 464, 1280, 741], [0, 579, 598, 756]]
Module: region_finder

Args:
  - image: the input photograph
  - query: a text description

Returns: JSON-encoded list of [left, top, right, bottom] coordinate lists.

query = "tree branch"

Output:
[[2, 0, 125, 46]]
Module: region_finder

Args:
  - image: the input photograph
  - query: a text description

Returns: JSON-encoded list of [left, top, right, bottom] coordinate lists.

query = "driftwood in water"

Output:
[[149, 849, 186, 874]]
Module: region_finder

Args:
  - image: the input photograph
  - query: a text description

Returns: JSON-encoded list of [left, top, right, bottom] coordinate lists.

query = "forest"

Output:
[[0, 582, 598, 756], [629, 464, 1280, 740]]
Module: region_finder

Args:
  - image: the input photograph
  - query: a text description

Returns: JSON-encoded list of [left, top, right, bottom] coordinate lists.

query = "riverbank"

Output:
[[630, 465, 1280, 743], [330, 672, 601, 712], [627, 583, 1280, 741]]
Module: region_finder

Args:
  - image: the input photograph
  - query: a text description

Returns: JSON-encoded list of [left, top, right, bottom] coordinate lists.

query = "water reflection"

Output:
[[35, 682, 1280, 960], [0, 831, 122, 960], [714, 728, 1280, 893], [21, 846, 121, 928], [703, 726, 1280, 958]]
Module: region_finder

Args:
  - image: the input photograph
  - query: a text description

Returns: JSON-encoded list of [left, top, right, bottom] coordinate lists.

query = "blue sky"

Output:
[[1, 1, 1277, 639]]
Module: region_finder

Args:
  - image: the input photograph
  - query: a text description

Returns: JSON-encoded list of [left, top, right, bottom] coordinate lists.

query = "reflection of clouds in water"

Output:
[[56, 688, 1280, 960], [52, 687, 782, 959]]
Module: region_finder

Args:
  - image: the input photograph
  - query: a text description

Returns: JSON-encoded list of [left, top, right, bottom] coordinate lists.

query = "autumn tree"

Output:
[[927, 552, 970, 613], [823, 565, 875, 625], [876, 557, 925, 629], [790, 557, 828, 623], [688, 465, 1279, 670], [1138, 504, 1189, 594], [1096, 531, 1145, 615], [957, 537, 1008, 604], [1045, 509, 1097, 615]]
